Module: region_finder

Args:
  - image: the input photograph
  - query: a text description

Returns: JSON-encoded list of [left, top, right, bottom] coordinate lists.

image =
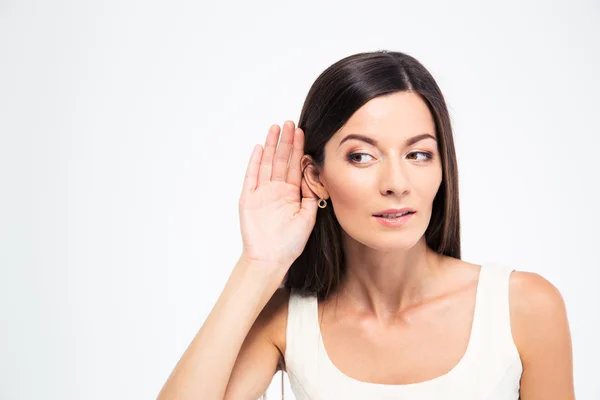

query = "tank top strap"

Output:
[[285, 289, 323, 395], [469, 264, 522, 382], [471, 264, 514, 333]]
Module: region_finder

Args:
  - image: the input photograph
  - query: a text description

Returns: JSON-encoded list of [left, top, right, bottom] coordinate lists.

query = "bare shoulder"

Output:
[[509, 270, 569, 348], [511, 269, 565, 298], [259, 286, 290, 369], [509, 271, 568, 328], [508, 270, 575, 398]]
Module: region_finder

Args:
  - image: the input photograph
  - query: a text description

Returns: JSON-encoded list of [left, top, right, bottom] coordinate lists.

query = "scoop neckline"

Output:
[[314, 264, 485, 390]]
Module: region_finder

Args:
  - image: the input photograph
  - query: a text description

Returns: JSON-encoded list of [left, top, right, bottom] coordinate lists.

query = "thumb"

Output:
[[299, 177, 319, 218]]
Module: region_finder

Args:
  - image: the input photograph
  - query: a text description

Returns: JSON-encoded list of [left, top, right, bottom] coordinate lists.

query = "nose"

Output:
[[378, 156, 410, 197]]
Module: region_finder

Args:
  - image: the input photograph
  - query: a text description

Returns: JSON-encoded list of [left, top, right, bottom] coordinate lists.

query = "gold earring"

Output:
[[318, 198, 327, 208]]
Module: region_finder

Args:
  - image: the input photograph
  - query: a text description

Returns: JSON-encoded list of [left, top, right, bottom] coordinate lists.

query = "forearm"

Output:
[[157, 256, 284, 400]]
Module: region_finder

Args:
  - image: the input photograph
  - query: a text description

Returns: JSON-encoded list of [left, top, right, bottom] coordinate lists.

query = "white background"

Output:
[[1, 0, 599, 399]]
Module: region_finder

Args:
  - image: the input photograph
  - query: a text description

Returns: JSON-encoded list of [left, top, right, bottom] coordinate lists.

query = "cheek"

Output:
[[323, 171, 375, 231], [410, 168, 443, 200], [326, 176, 370, 209]]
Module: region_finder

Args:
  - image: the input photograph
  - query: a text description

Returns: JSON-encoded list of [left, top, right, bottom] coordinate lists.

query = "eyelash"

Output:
[[347, 151, 434, 164]]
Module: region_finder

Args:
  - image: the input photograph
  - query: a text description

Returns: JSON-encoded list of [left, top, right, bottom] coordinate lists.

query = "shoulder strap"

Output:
[[470, 264, 521, 371], [284, 289, 322, 393], [474, 264, 514, 331]]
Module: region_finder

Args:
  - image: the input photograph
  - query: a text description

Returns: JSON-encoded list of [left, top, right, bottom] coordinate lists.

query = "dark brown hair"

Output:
[[283, 50, 461, 300]]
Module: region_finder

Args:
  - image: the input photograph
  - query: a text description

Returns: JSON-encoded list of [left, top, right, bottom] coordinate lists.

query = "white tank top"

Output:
[[284, 264, 523, 399]]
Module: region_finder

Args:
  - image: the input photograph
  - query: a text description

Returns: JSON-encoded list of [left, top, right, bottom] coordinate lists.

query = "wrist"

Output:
[[237, 254, 288, 281], [238, 253, 290, 272]]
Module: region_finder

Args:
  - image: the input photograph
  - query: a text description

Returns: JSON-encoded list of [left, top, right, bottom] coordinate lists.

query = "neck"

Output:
[[335, 235, 445, 320]]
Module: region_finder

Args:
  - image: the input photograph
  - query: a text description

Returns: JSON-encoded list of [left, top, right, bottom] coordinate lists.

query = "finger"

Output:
[[271, 121, 295, 181], [301, 176, 317, 200], [242, 144, 263, 193], [286, 128, 305, 188], [258, 125, 280, 184], [299, 177, 318, 218]]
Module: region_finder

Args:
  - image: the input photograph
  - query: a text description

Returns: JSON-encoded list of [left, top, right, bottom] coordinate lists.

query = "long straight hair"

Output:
[[282, 50, 461, 300]]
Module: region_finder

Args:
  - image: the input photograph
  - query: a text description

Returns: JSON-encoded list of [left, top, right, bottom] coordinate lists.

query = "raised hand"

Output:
[[238, 121, 318, 273]]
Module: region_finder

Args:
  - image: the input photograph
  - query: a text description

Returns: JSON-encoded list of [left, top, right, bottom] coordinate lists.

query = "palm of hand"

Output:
[[238, 122, 319, 269]]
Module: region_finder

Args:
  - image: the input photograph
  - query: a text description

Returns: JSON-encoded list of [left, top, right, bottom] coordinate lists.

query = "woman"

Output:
[[157, 51, 575, 399]]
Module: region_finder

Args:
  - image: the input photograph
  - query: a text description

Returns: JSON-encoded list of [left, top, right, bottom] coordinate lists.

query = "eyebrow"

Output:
[[337, 133, 437, 149]]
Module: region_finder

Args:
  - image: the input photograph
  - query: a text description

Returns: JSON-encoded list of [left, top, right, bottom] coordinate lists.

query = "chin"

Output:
[[348, 229, 425, 252], [372, 235, 423, 252]]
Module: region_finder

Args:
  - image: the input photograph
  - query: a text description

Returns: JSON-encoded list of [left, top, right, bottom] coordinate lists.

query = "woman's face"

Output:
[[308, 91, 442, 251]]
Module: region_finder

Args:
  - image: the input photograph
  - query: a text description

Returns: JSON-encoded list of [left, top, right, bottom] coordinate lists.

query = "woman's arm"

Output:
[[224, 286, 289, 399], [156, 256, 287, 400], [157, 121, 316, 399], [510, 271, 576, 399]]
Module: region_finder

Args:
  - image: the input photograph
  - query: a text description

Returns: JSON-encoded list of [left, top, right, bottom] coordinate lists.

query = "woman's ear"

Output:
[[301, 155, 329, 200]]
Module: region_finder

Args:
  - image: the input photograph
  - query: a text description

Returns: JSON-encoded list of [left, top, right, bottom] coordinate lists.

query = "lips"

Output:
[[374, 211, 415, 227], [373, 208, 416, 217], [375, 211, 415, 218]]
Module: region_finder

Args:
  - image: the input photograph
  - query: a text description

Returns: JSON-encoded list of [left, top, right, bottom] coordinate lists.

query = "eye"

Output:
[[347, 153, 374, 164], [407, 151, 433, 162]]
